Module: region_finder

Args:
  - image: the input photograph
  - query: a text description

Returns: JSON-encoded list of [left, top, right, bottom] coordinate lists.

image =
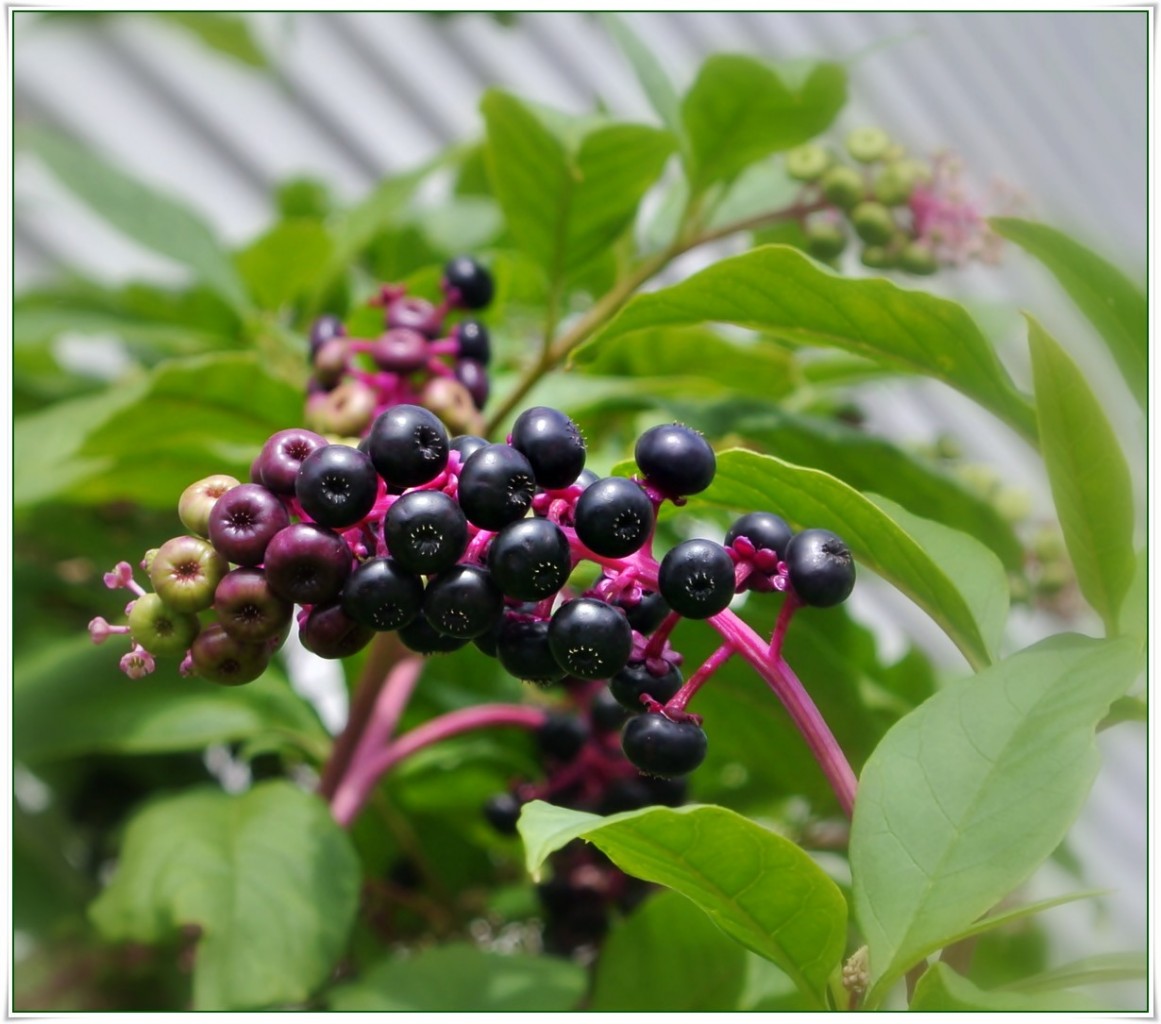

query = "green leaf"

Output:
[[703, 449, 1004, 669], [1028, 316, 1136, 634], [1117, 549, 1148, 651], [15, 352, 302, 509], [582, 245, 1037, 443], [19, 128, 250, 311], [684, 400, 1024, 570], [235, 219, 335, 310], [14, 635, 327, 763], [1000, 951, 1148, 995], [90, 781, 360, 1010], [849, 633, 1142, 1003], [991, 217, 1147, 410], [156, 12, 269, 68], [482, 90, 675, 284], [328, 944, 586, 1011], [591, 890, 749, 1010], [597, 13, 682, 134], [577, 325, 798, 402], [682, 55, 846, 191], [911, 962, 1097, 1012], [518, 801, 847, 1007]]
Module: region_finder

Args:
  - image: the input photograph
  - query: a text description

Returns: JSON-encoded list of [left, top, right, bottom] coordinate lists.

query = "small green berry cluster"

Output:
[[786, 128, 1001, 273]]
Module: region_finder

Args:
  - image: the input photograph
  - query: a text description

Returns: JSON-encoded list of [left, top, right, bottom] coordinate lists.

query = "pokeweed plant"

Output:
[[13, 14, 1147, 1014]]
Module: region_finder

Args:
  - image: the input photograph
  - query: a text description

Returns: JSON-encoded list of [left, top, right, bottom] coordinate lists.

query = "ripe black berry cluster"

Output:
[[786, 130, 1005, 273], [304, 256, 495, 439], [91, 399, 856, 787]]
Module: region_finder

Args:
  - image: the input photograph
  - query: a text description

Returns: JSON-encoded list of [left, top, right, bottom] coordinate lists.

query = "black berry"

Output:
[[444, 256, 494, 310], [620, 590, 670, 635], [634, 424, 716, 497], [384, 490, 468, 575], [658, 539, 736, 619], [510, 406, 586, 489], [590, 687, 631, 733], [296, 444, 379, 529], [422, 564, 504, 639], [456, 320, 491, 364], [609, 660, 683, 711], [784, 528, 856, 607], [536, 713, 589, 762], [574, 477, 654, 558], [483, 792, 522, 835], [725, 512, 793, 559], [487, 518, 572, 601], [367, 404, 449, 488], [457, 444, 537, 530], [263, 523, 353, 606], [621, 713, 708, 778], [397, 611, 470, 654], [340, 557, 424, 632], [309, 314, 345, 355], [496, 617, 566, 685], [548, 599, 632, 681], [454, 359, 489, 410]]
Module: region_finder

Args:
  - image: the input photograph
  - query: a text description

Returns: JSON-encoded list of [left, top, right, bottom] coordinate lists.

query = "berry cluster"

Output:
[[787, 128, 1007, 273], [91, 401, 856, 786], [304, 256, 495, 439]]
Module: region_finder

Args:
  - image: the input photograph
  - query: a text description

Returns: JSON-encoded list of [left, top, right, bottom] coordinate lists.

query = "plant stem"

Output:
[[318, 632, 411, 799], [331, 704, 548, 829], [666, 642, 733, 714], [768, 592, 800, 659]]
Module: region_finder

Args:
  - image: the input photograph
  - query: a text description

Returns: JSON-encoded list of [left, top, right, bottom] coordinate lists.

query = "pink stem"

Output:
[[643, 611, 681, 658], [710, 607, 857, 817], [768, 592, 800, 660], [329, 655, 425, 825], [666, 642, 733, 714], [331, 704, 548, 828]]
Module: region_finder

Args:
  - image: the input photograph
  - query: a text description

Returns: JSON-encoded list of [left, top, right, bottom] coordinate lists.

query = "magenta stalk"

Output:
[[330, 703, 548, 828]]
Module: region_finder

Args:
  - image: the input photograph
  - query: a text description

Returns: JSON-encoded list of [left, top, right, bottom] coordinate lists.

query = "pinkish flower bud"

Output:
[[119, 645, 156, 679]]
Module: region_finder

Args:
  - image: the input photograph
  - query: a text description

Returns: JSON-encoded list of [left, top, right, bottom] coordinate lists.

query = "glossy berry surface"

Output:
[[725, 512, 793, 558], [483, 793, 522, 835], [308, 314, 345, 355], [299, 602, 375, 660], [784, 528, 856, 607], [190, 623, 269, 686], [443, 256, 494, 309], [262, 523, 352, 605], [178, 474, 241, 537], [589, 687, 631, 733], [574, 477, 654, 558], [422, 565, 504, 639], [510, 406, 586, 489], [610, 660, 683, 711], [296, 444, 379, 529], [397, 612, 469, 654], [454, 359, 489, 410], [149, 535, 230, 613], [548, 599, 632, 681], [457, 444, 537, 530], [255, 429, 328, 496], [450, 433, 489, 463], [487, 518, 572, 601], [456, 320, 491, 364], [634, 424, 716, 497], [207, 484, 290, 567], [496, 617, 565, 684], [384, 490, 468, 576], [620, 590, 670, 635], [127, 593, 199, 656], [621, 713, 708, 778], [367, 404, 449, 488], [340, 557, 424, 632], [213, 567, 293, 643], [658, 539, 736, 619]]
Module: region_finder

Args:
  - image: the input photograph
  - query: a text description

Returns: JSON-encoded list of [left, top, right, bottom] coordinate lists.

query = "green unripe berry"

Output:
[[846, 127, 891, 163], [149, 535, 230, 614], [820, 165, 865, 209], [128, 593, 200, 656], [900, 241, 938, 276], [860, 245, 896, 270], [785, 143, 831, 182], [851, 201, 896, 245], [179, 474, 241, 538], [993, 486, 1032, 523], [873, 164, 916, 206], [807, 222, 848, 260]]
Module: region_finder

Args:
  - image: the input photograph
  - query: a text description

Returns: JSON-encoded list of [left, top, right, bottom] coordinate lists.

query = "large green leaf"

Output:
[[910, 962, 1097, 1012], [682, 400, 1024, 570], [90, 782, 360, 1010], [702, 449, 1006, 669], [849, 633, 1141, 1004], [991, 217, 1147, 411], [591, 889, 750, 1010], [14, 352, 302, 509], [14, 635, 327, 763], [598, 13, 682, 135], [1028, 317, 1136, 634], [581, 245, 1037, 443], [518, 801, 847, 1007], [19, 128, 250, 311], [235, 219, 335, 310], [682, 55, 847, 191], [328, 944, 586, 1011], [1000, 952, 1148, 997], [482, 90, 674, 284]]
